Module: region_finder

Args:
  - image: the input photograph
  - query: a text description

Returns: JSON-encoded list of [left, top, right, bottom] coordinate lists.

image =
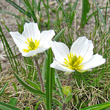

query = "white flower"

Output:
[[10, 22, 55, 57], [50, 37, 106, 72]]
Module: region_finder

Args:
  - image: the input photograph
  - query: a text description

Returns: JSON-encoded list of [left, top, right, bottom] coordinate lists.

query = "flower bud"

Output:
[[62, 86, 72, 96]]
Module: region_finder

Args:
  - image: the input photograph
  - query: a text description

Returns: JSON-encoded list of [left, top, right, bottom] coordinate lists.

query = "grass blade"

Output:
[[0, 10, 20, 18], [55, 72, 64, 100], [81, 102, 110, 110], [42, 55, 47, 84], [0, 82, 8, 96], [69, 0, 79, 26], [0, 26, 17, 70], [23, 0, 37, 22], [53, 28, 65, 41], [94, 0, 106, 29], [6, 0, 31, 18], [80, 0, 90, 27], [0, 102, 21, 110]]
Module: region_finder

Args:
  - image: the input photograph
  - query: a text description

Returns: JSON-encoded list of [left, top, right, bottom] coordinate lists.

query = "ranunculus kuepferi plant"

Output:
[[50, 37, 106, 73], [9, 23, 106, 110], [10, 22, 55, 92], [10, 22, 55, 57]]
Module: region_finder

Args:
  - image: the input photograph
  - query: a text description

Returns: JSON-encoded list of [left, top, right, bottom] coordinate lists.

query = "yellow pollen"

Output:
[[64, 52, 84, 70], [23, 37, 40, 53]]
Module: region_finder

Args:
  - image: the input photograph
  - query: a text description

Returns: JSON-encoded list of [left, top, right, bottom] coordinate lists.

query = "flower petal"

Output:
[[83, 54, 106, 70], [21, 45, 49, 57], [22, 22, 40, 40], [21, 50, 37, 57], [40, 30, 55, 48], [70, 36, 94, 63], [50, 60, 74, 72], [51, 41, 69, 64], [10, 32, 27, 49]]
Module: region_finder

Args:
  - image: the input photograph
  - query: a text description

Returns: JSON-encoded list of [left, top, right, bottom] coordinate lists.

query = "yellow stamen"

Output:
[[23, 37, 40, 53], [64, 52, 84, 70]]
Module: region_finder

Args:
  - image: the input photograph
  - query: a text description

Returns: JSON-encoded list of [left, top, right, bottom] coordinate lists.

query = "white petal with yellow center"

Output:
[[23, 37, 40, 53], [64, 52, 84, 70], [50, 37, 106, 72], [10, 22, 55, 57], [50, 41, 69, 64]]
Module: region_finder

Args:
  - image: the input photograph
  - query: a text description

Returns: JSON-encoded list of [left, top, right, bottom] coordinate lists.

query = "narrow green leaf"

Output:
[[35, 101, 43, 110], [24, 107, 30, 110], [13, 73, 45, 97], [65, 93, 72, 104], [26, 79, 40, 90], [0, 82, 8, 96], [69, 0, 79, 26], [13, 83, 17, 92], [52, 97, 62, 108], [81, 102, 110, 110], [80, 0, 90, 27], [94, 0, 106, 29], [6, 0, 31, 18], [0, 10, 20, 18], [56, 0, 68, 23], [0, 26, 17, 70], [46, 49, 55, 110], [37, 0, 42, 11], [0, 102, 20, 110], [53, 28, 65, 41], [55, 72, 64, 100], [32, 0, 37, 9], [42, 56, 47, 84], [81, 6, 110, 27], [9, 98, 17, 106], [23, 0, 37, 22]]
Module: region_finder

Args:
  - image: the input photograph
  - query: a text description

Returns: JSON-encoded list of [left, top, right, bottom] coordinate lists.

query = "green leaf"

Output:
[[53, 28, 65, 41], [13, 73, 45, 97], [9, 98, 17, 106], [24, 107, 30, 110], [35, 101, 43, 110], [26, 79, 40, 90], [52, 97, 62, 108], [0, 10, 20, 18], [0, 26, 17, 70], [0, 102, 21, 110], [69, 0, 79, 26], [65, 93, 72, 104], [6, 0, 31, 18], [46, 49, 55, 110], [81, 102, 110, 110], [80, 0, 90, 27], [42, 56, 47, 84], [13, 82, 17, 92], [23, 0, 37, 22], [0, 82, 8, 96], [55, 72, 64, 100], [93, 0, 106, 29]]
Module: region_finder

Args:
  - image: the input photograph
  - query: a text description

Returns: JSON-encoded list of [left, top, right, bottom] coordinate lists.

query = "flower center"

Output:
[[64, 52, 84, 70], [23, 37, 40, 53], [29, 41, 35, 49]]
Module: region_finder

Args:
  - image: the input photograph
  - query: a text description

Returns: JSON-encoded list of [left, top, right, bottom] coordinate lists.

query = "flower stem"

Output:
[[34, 56, 44, 92], [67, 73, 72, 86], [62, 103, 66, 110]]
